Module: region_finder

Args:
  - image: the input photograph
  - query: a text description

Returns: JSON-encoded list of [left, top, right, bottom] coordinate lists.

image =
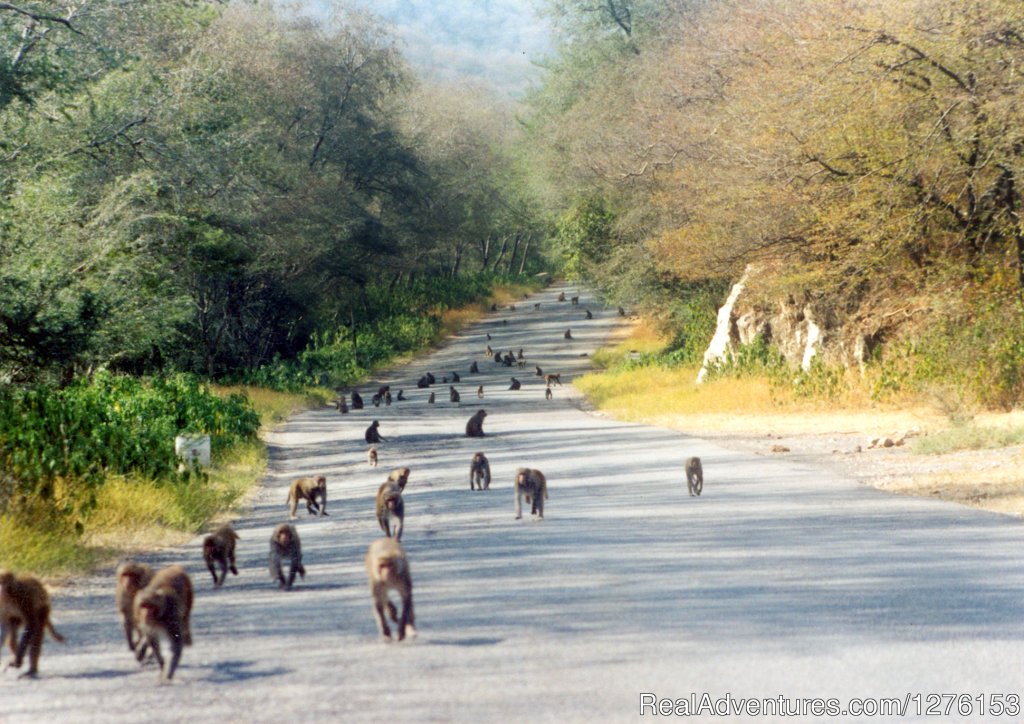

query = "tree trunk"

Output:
[[478, 235, 492, 271], [491, 235, 509, 271], [506, 233, 522, 275], [518, 237, 531, 275]]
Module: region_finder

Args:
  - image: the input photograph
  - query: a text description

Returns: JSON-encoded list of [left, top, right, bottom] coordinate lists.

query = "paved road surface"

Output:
[[5, 282, 1024, 722]]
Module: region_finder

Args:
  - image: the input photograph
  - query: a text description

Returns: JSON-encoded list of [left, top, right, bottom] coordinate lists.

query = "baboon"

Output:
[[375, 482, 405, 541], [442, 376, 448, 384], [417, 375, 430, 389], [0, 570, 65, 678], [132, 565, 192, 681], [534, 302, 540, 309], [397, 389, 406, 401], [685, 456, 704, 497], [514, 468, 548, 520], [469, 361, 479, 374], [585, 309, 593, 319], [287, 475, 328, 518], [469, 452, 491, 490], [517, 359, 527, 369], [486, 333, 492, 340], [490, 303, 498, 312], [368, 447, 378, 467], [202, 525, 240, 587], [269, 523, 305, 590], [372, 394, 381, 407], [486, 345, 494, 357], [337, 396, 349, 413], [618, 306, 626, 316], [365, 420, 385, 444], [449, 386, 461, 403], [545, 373, 562, 387], [502, 319, 508, 325], [493, 352, 502, 364], [365, 538, 416, 642], [384, 391, 392, 406], [387, 466, 411, 492], [465, 409, 487, 437], [557, 291, 566, 302], [477, 385, 484, 398], [517, 348, 525, 360], [377, 385, 390, 398], [425, 372, 436, 385], [545, 387, 552, 400], [509, 377, 521, 391], [502, 352, 515, 367], [535, 365, 543, 377], [509, 304, 516, 311], [428, 392, 435, 404], [571, 295, 579, 305], [115, 562, 154, 653], [351, 391, 364, 409], [451, 371, 461, 382], [564, 329, 573, 340]]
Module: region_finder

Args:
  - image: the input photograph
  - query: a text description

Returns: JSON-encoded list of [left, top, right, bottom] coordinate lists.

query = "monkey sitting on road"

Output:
[[469, 361, 479, 374], [287, 475, 328, 518], [545, 387, 552, 400], [428, 392, 435, 404], [514, 468, 548, 520], [465, 409, 487, 438], [269, 523, 305, 590], [202, 525, 240, 587], [508, 377, 521, 390], [365, 420, 385, 444], [585, 309, 593, 319], [365, 538, 416, 642], [351, 391, 364, 409], [0, 569, 66, 678], [469, 452, 491, 490], [449, 386, 461, 403], [564, 329, 573, 340], [685, 456, 704, 497]]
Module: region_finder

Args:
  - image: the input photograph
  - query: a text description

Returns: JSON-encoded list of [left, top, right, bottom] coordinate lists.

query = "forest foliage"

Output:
[[526, 0, 1024, 406]]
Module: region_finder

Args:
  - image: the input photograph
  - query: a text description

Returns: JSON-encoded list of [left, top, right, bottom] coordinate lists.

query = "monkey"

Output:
[[486, 344, 494, 357], [337, 396, 349, 413], [202, 525, 240, 587], [469, 452, 491, 490], [365, 538, 416, 642], [545, 373, 562, 387], [557, 291, 566, 302], [684, 456, 704, 497], [377, 385, 390, 399], [451, 371, 461, 382], [132, 565, 192, 681], [509, 377, 521, 391], [417, 375, 430, 389], [509, 304, 516, 311], [486, 332, 492, 340], [365, 420, 385, 444], [564, 329, 573, 340], [428, 392, 435, 404], [397, 389, 406, 401], [477, 385, 484, 399], [571, 295, 579, 305], [586, 309, 593, 319], [502, 352, 514, 367], [469, 361, 479, 374], [535, 365, 543, 377], [368, 447, 378, 467], [269, 523, 305, 590], [545, 387, 553, 400], [442, 376, 448, 384], [425, 372, 436, 385], [372, 394, 381, 407], [115, 562, 154, 654], [490, 303, 498, 312], [517, 359, 527, 369], [502, 319, 508, 325], [351, 391, 364, 409], [375, 482, 405, 541], [514, 468, 548, 520], [385, 391, 392, 406], [287, 475, 328, 518], [517, 348, 525, 360], [534, 302, 540, 309], [449, 386, 461, 403], [0, 570, 65, 678], [387, 466, 411, 492], [618, 306, 626, 316], [493, 352, 502, 364], [465, 409, 487, 438]]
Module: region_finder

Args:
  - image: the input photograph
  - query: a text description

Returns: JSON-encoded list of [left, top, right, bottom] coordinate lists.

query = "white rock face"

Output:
[[696, 267, 749, 384]]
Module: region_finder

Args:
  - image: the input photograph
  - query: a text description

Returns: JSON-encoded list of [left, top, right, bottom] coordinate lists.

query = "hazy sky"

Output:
[[314, 0, 553, 97]]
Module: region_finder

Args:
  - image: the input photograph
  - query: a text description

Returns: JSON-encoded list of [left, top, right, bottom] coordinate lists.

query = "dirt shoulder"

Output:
[[608, 408, 1024, 518]]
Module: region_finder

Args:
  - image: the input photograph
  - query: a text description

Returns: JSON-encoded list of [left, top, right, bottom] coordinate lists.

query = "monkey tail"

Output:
[[47, 622, 66, 643]]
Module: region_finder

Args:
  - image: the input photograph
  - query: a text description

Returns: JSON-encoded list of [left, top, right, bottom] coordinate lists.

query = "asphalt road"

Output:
[[5, 281, 1024, 723]]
